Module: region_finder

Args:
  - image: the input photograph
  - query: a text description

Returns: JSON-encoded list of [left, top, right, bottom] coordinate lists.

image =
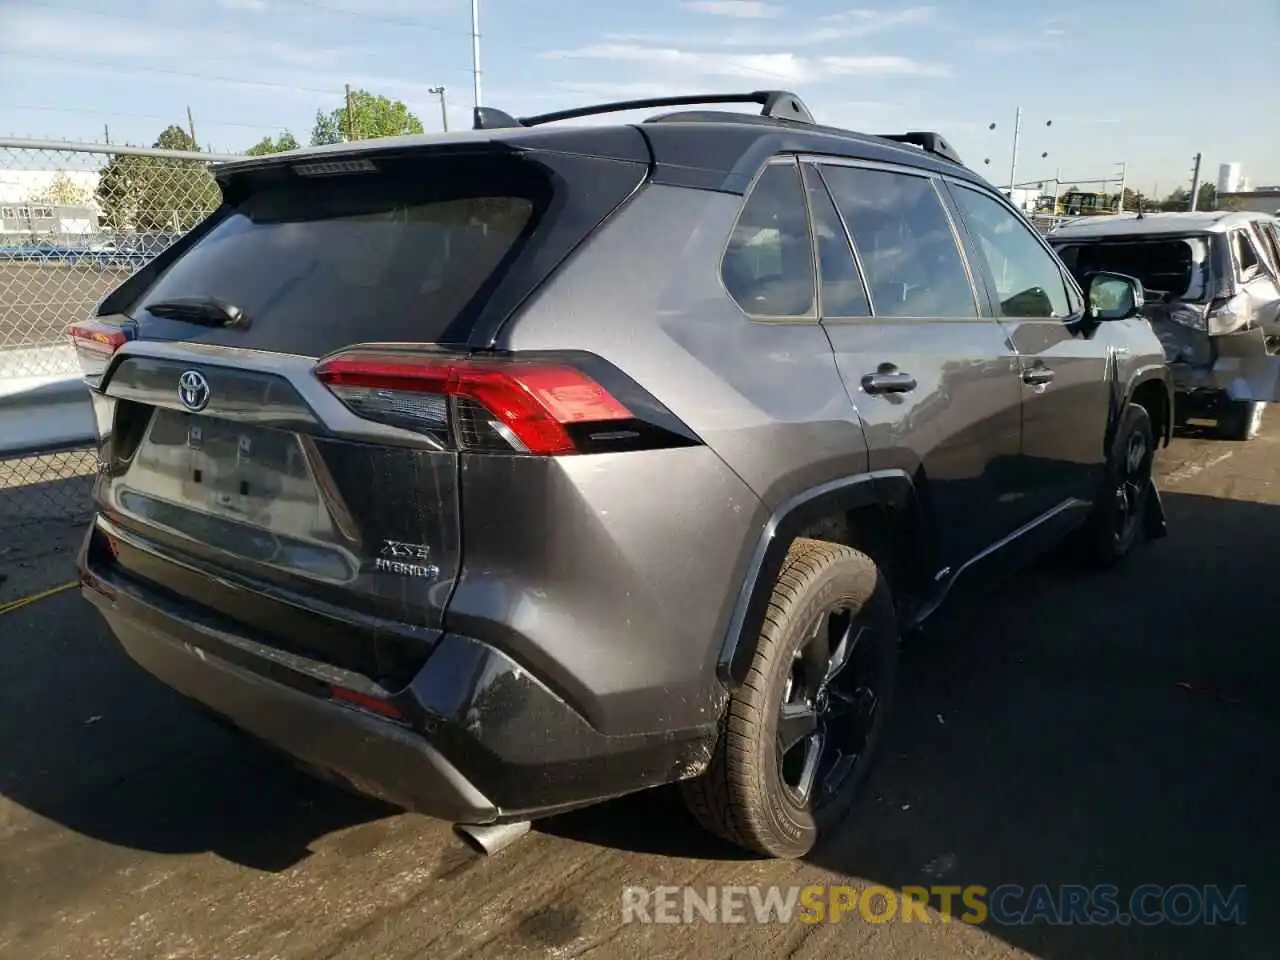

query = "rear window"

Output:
[[136, 155, 545, 347], [1052, 237, 1213, 303]]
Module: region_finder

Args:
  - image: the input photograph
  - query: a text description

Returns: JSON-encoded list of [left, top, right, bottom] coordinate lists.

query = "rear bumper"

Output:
[[1169, 327, 1280, 403], [96, 600, 499, 821], [79, 521, 718, 823]]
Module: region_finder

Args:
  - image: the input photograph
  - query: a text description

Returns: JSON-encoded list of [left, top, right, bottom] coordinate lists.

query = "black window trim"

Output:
[[944, 177, 1083, 323], [801, 161, 875, 318], [799, 153, 986, 323], [718, 153, 820, 324]]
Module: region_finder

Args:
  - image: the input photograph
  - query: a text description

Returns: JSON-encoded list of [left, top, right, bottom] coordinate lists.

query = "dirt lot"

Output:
[[2, 423, 1277, 960], [0, 262, 130, 348]]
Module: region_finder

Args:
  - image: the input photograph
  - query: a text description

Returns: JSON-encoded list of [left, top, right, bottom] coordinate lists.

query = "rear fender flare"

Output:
[[716, 469, 930, 688]]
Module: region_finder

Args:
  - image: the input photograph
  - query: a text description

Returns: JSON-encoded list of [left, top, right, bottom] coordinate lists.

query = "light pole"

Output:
[[1114, 161, 1127, 213], [984, 108, 1052, 209], [429, 86, 448, 131], [470, 0, 483, 109]]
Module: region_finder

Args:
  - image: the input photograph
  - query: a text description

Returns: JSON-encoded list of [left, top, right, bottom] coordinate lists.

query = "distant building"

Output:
[[1006, 186, 1040, 213], [1216, 189, 1280, 215], [0, 202, 99, 238], [0, 168, 101, 239], [1217, 162, 1242, 195]]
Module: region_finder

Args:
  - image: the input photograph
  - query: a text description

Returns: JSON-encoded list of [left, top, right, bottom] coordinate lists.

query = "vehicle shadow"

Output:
[[803, 489, 1280, 958], [0, 591, 393, 872], [542, 490, 1280, 955]]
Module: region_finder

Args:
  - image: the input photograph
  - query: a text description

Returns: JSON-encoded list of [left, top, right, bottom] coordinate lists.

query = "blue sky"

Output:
[[1, 0, 1276, 195]]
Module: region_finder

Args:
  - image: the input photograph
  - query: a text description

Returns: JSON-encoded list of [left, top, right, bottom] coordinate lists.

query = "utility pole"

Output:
[[186, 106, 197, 148], [1115, 161, 1127, 213], [1189, 152, 1203, 211], [103, 124, 110, 145], [471, 0, 483, 109], [1052, 165, 1062, 215], [345, 83, 356, 140], [429, 86, 448, 131]]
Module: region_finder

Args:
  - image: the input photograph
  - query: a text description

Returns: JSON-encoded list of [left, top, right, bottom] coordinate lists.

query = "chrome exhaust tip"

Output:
[[453, 820, 531, 856]]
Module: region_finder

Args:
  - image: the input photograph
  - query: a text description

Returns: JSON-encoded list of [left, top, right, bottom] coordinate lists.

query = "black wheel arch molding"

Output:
[[1119, 365, 1176, 450], [716, 468, 932, 688]]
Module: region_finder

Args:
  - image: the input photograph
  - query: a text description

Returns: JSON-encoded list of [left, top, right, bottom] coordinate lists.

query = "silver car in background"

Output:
[[1050, 211, 1280, 439]]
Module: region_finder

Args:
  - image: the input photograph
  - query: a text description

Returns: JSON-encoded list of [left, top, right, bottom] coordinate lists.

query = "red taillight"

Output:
[[314, 351, 633, 456], [68, 319, 132, 380], [329, 684, 405, 719]]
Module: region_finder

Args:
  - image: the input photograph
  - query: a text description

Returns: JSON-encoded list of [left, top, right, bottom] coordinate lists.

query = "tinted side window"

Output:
[[951, 186, 1071, 319], [820, 166, 976, 319], [802, 164, 870, 318], [722, 162, 815, 317]]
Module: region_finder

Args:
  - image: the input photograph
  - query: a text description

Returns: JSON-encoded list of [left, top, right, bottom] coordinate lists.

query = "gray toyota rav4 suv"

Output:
[[72, 91, 1172, 859]]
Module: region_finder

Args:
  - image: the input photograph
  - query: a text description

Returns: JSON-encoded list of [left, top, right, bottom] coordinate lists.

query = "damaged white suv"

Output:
[[1051, 211, 1280, 440]]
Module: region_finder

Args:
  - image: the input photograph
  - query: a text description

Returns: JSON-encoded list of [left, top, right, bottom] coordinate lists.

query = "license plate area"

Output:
[[113, 409, 357, 581]]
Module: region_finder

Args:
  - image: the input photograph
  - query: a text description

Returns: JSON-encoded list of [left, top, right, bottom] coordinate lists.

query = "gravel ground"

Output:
[[1, 422, 1277, 960]]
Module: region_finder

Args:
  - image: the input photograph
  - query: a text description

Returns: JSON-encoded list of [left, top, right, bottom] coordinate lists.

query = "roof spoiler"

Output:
[[873, 131, 964, 166], [473, 90, 816, 131]]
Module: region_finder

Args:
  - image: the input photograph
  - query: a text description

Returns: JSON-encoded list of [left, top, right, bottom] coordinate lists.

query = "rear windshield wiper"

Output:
[[144, 296, 250, 329]]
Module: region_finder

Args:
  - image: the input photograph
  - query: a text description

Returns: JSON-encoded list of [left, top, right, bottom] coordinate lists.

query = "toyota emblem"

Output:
[[177, 370, 211, 412]]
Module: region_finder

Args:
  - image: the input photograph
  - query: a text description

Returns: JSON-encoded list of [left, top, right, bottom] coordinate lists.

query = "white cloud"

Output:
[[682, 0, 782, 18], [820, 55, 947, 77], [5, 7, 361, 69], [973, 16, 1071, 53], [543, 43, 947, 83], [607, 5, 938, 48]]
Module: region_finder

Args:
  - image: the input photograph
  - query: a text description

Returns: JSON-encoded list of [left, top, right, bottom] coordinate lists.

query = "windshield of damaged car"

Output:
[[1053, 237, 1212, 303]]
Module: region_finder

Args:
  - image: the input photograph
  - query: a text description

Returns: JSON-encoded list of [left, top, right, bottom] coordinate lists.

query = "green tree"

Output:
[[309, 89, 424, 145], [311, 109, 343, 145], [1160, 187, 1189, 212], [96, 124, 220, 234], [1119, 187, 1156, 213], [28, 171, 93, 207], [246, 131, 300, 156], [1196, 182, 1217, 210]]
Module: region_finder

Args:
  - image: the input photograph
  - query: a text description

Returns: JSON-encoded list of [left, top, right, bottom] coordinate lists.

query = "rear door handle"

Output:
[[861, 365, 918, 395], [1022, 366, 1055, 387]]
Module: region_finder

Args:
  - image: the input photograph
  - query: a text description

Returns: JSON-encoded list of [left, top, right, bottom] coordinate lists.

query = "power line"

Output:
[[0, 102, 297, 132], [0, 50, 344, 96]]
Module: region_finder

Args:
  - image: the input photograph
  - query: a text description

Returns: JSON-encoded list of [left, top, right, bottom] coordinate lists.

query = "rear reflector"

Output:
[[68, 319, 132, 380], [315, 351, 633, 455], [329, 684, 405, 719]]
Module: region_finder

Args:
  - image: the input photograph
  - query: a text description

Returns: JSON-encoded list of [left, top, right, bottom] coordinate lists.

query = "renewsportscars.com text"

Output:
[[621, 883, 1248, 926]]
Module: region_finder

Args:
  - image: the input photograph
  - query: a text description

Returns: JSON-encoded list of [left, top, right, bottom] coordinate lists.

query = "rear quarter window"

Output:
[[721, 161, 816, 318]]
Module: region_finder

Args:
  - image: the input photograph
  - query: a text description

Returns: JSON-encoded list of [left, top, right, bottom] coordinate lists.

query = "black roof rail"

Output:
[[874, 131, 964, 166], [473, 90, 815, 131]]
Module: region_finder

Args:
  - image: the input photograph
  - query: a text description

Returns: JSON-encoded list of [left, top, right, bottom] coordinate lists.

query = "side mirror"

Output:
[[1087, 271, 1145, 321]]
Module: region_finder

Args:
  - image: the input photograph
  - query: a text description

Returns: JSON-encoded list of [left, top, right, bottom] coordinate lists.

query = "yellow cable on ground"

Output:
[[0, 580, 79, 616]]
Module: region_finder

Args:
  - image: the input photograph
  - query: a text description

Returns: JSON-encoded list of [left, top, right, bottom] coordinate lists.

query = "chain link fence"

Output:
[[0, 138, 239, 598]]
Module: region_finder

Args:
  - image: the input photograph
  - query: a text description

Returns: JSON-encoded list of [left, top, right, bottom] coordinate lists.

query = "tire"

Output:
[[1079, 403, 1156, 569], [681, 538, 898, 858], [1218, 397, 1265, 441]]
